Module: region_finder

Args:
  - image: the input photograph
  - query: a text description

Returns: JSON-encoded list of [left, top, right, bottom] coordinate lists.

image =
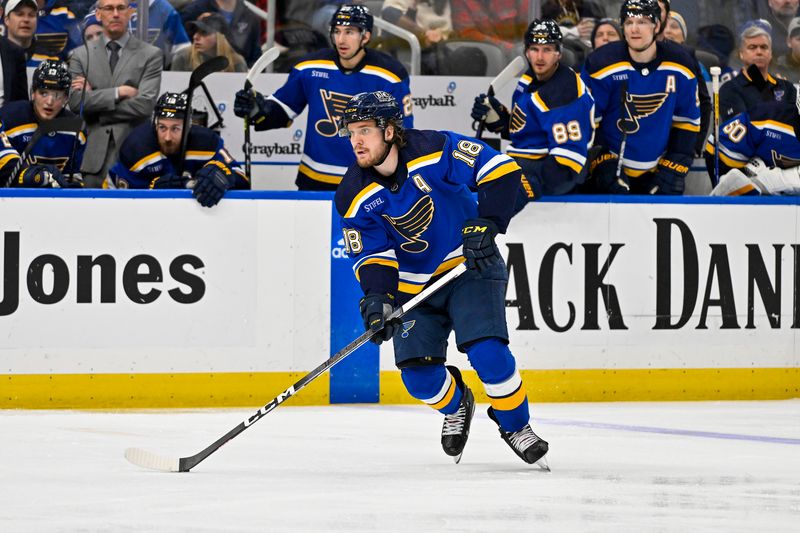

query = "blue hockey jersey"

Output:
[[507, 62, 595, 194], [108, 123, 248, 189], [335, 129, 521, 303], [0, 100, 85, 183], [705, 101, 800, 177], [268, 48, 412, 189], [581, 40, 700, 177], [31, 1, 82, 65]]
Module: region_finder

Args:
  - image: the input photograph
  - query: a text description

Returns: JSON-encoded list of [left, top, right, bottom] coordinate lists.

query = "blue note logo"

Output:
[[400, 320, 416, 338]]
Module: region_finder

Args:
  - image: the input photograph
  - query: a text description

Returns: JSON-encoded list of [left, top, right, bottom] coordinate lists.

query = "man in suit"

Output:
[[67, 0, 162, 187]]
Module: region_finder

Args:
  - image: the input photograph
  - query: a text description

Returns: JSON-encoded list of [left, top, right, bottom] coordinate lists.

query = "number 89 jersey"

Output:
[[335, 129, 521, 303], [506, 63, 595, 180]]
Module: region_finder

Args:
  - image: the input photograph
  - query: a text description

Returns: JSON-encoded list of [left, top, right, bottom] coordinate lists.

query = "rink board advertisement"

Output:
[[1, 192, 797, 408]]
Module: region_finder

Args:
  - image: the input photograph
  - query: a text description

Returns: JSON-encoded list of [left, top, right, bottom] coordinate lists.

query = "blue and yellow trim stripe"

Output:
[[343, 181, 383, 218], [131, 151, 164, 172], [361, 65, 402, 83], [591, 61, 634, 80], [407, 151, 442, 173], [658, 61, 696, 79]]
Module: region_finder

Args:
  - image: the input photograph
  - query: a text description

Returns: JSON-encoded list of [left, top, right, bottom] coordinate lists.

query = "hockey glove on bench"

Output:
[[359, 293, 402, 345], [462, 218, 501, 273], [17, 164, 81, 188], [471, 93, 509, 134], [193, 162, 235, 208]]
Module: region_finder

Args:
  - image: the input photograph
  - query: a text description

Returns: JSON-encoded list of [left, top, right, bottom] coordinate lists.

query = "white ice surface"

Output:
[[1, 401, 799, 532]]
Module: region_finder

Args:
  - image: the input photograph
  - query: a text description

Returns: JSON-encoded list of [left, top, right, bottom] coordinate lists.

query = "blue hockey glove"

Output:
[[648, 156, 690, 195], [359, 293, 402, 345], [590, 152, 630, 194], [16, 164, 79, 188], [192, 162, 235, 207], [462, 218, 500, 273], [149, 173, 190, 189], [234, 89, 268, 119], [470, 93, 509, 133]]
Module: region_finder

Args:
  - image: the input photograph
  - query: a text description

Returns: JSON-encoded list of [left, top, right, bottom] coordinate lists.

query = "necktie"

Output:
[[108, 41, 121, 73]]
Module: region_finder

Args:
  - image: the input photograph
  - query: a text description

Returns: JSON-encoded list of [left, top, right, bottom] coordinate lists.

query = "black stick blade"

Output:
[[188, 56, 229, 90]]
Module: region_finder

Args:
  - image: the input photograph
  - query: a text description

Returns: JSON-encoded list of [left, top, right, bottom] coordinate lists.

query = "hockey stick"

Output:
[[710, 66, 722, 186], [474, 55, 527, 140], [243, 46, 281, 180], [4, 116, 84, 187], [125, 262, 468, 473], [176, 55, 230, 176], [614, 80, 630, 186]]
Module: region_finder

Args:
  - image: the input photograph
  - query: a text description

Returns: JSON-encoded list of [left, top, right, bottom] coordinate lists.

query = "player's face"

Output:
[[193, 30, 217, 55], [593, 24, 620, 48], [96, 0, 132, 40], [347, 120, 390, 168], [623, 16, 658, 51], [32, 88, 67, 120], [663, 18, 684, 44], [525, 44, 560, 79], [332, 26, 368, 61], [739, 35, 772, 70], [156, 117, 184, 156], [4, 7, 37, 41]]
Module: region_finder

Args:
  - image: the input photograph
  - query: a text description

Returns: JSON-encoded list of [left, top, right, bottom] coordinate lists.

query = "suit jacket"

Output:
[[68, 34, 163, 175], [0, 37, 28, 105]]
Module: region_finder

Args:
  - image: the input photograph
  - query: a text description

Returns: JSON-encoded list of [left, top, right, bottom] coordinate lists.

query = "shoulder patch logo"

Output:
[[617, 92, 669, 134], [316, 89, 354, 137], [382, 195, 435, 253]]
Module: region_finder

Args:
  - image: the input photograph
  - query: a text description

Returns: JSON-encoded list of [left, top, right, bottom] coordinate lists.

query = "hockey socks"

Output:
[[466, 338, 530, 432]]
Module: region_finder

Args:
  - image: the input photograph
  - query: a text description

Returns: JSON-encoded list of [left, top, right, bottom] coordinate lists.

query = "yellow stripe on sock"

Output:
[[488, 386, 527, 411]]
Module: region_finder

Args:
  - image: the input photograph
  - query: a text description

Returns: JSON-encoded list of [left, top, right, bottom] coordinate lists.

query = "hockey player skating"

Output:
[[0, 59, 85, 188], [232, 4, 413, 191], [709, 94, 800, 196], [581, 0, 700, 195], [470, 19, 595, 199], [107, 91, 249, 207], [335, 91, 549, 468]]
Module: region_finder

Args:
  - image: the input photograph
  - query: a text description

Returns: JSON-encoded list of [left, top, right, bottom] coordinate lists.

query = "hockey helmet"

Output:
[[330, 4, 374, 33], [524, 19, 563, 50], [338, 91, 402, 136], [31, 60, 71, 94], [620, 0, 661, 26], [154, 92, 189, 121]]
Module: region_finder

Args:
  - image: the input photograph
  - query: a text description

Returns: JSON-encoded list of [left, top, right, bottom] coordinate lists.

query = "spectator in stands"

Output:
[[381, 0, 453, 75], [67, 0, 162, 187], [720, 20, 797, 121], [696, 23, 737, 82], [775, 17, 800, 80], [0, 4, 29, 105], [82, 12, 104, 43], [128, 0, 191, 69], [541, 0, 605, 48], [179, 0, 262, 66], [735, 0, 800, 57], [171, 12, 246, 72], [3, 0, 43, 65], [450, 0, 529, 57], [590, 18, 621, 49]]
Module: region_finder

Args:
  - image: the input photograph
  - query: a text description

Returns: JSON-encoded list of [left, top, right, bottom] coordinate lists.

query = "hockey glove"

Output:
[[193, 162, 235, 208], [471, 93, 509, 134], [743, 157, 800, 195], [16, 164, 79, 188], [462, 218, 501, 273], [149, 173, 190, 189], [234, 89, 268, 119], [649, 156, 690, 195], [359, 293, 402, 345], [591, 152, 630, 194]]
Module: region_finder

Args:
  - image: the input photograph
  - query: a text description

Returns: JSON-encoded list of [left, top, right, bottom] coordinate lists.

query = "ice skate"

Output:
[[441, 367, 475, 464], [487, 407, 550, 471]]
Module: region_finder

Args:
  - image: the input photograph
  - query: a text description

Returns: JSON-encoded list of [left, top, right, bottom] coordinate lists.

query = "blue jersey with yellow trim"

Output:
[[335, 129, 521, 303], [270, 48, 412, 189], [0, 100, 85, 182], [705, 101, 800, 177], [581, 40, 700, 176], [507, 62, 595, 194], [31, 1, 81, 65], [108, 123, 248, 189]]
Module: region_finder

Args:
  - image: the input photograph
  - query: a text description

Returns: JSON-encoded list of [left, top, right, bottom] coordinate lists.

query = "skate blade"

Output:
[[453, 452, 463, 464], [534, 455, 550, 472]]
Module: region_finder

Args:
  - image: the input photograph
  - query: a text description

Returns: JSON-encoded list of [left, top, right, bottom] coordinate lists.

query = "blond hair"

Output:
[[190, 31, 244, 72]]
